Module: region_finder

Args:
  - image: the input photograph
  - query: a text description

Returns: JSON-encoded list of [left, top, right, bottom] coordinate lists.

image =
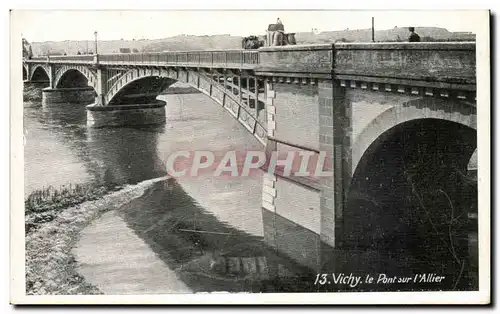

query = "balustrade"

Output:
[[27, 50, 260, 67]]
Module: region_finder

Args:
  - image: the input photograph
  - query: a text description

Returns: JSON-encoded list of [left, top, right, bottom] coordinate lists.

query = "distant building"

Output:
[[119, 48, 132, 53]]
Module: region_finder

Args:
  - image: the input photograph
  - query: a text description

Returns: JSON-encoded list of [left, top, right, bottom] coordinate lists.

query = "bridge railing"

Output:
[[24, 50, 260, 68], [97, 50, 260, 68], [25, 55, 95, 63], [49, 55, 95, 62], [29, 56, 48, 61], [99, 50, 259, 67]]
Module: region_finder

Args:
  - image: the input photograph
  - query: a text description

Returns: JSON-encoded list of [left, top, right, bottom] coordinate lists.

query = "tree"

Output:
[[22, 38, 33, 59]]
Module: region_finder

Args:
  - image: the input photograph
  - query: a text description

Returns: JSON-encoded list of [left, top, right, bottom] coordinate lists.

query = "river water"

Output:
[[24, 83, 477, 293], [24, 86, 315, 293]]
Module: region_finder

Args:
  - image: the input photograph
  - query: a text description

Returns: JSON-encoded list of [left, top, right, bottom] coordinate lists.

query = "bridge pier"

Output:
[[42, 86, 95, 106], [86, 100, 166, 128], [260, 76, 346, 271]]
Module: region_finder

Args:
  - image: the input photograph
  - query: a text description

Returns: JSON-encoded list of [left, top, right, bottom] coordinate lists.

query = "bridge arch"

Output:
[[105, 68, 267, 144], [29, 64, 50, 83], [344, 98, 477, 289], [107, 74, 174, 105], [351, 97, 477, 175], [53, 65, 97, 90]]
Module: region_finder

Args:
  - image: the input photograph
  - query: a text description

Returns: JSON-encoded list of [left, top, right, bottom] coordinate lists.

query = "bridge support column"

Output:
[[318, 80, 351, 248], [94, 68, 107, 106], [42, 86, 96, 106], [260, 77, 352, 271], [86, 100, 166, 128], [47, 64, 55, 89]]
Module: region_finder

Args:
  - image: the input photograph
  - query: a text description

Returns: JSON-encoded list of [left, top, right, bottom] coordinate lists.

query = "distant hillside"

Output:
[[29, 27, 475, 56], [297, 27, 475, 44]]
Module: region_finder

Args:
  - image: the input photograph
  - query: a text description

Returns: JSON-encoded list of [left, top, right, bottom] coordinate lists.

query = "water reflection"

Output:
[[26, 89, 318, 292], [24, 101, 93, 194], [116, 178, 313, 293], [86, 125, 167, 187]]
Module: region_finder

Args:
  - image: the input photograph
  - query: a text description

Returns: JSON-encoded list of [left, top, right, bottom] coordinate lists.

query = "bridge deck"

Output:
[[26, 50, 260, 70], [25, 42, 476, 90]]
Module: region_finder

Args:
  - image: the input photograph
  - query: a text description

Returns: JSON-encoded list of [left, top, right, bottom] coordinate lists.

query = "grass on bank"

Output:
[[25, 183, 119, 295], [24, 177, 168, 295], [25, 183, 115, 234]]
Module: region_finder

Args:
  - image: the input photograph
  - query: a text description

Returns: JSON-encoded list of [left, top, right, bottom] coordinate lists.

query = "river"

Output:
[[24, 82, 477, 293], [24, 85, 315, 293]]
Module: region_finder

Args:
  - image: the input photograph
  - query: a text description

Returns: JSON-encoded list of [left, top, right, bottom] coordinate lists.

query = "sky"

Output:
[[12, 10, 486, 43]]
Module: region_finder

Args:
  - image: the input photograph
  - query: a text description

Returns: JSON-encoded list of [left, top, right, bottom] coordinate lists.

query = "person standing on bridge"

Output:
[[408, 27, 421, 42], [276, 18, 283, 25]]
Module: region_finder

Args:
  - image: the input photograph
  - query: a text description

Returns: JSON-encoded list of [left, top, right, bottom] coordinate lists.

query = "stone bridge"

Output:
[[23, 42, 477, 288]]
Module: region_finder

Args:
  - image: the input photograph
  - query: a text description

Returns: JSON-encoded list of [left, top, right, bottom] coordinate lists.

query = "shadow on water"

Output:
[[29, 98, 317, 292], [84, 117, 318, 292], [86, 124, 168, 187], [116, 178, 315, 293]]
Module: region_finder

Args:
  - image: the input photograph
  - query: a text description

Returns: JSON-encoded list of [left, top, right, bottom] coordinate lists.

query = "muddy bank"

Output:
[[25, 176, 169, 295]]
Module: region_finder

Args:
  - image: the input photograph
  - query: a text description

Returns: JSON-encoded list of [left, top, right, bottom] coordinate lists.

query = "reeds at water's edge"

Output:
[[25, 183, 118, 233], [24, 182, 124, 295]]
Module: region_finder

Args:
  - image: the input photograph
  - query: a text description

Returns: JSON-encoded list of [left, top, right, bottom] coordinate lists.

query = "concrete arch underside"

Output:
[[29, 65, 50, 82], [344, 97, 477, 290], [351, 97, 477, 175], [106, 68, 267, 145]]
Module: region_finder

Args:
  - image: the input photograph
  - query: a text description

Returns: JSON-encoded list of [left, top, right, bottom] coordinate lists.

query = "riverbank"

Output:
[[22, 85, 253, 295], [25, 184, 116, 234], [25, 176, 170, 295]]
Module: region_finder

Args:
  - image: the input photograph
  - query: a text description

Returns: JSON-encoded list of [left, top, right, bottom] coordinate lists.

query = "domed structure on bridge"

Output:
[[265, 21, 296, 47]]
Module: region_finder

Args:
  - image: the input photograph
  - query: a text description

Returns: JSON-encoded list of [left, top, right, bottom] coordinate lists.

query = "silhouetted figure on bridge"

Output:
[[408, 27, 421, 42]]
